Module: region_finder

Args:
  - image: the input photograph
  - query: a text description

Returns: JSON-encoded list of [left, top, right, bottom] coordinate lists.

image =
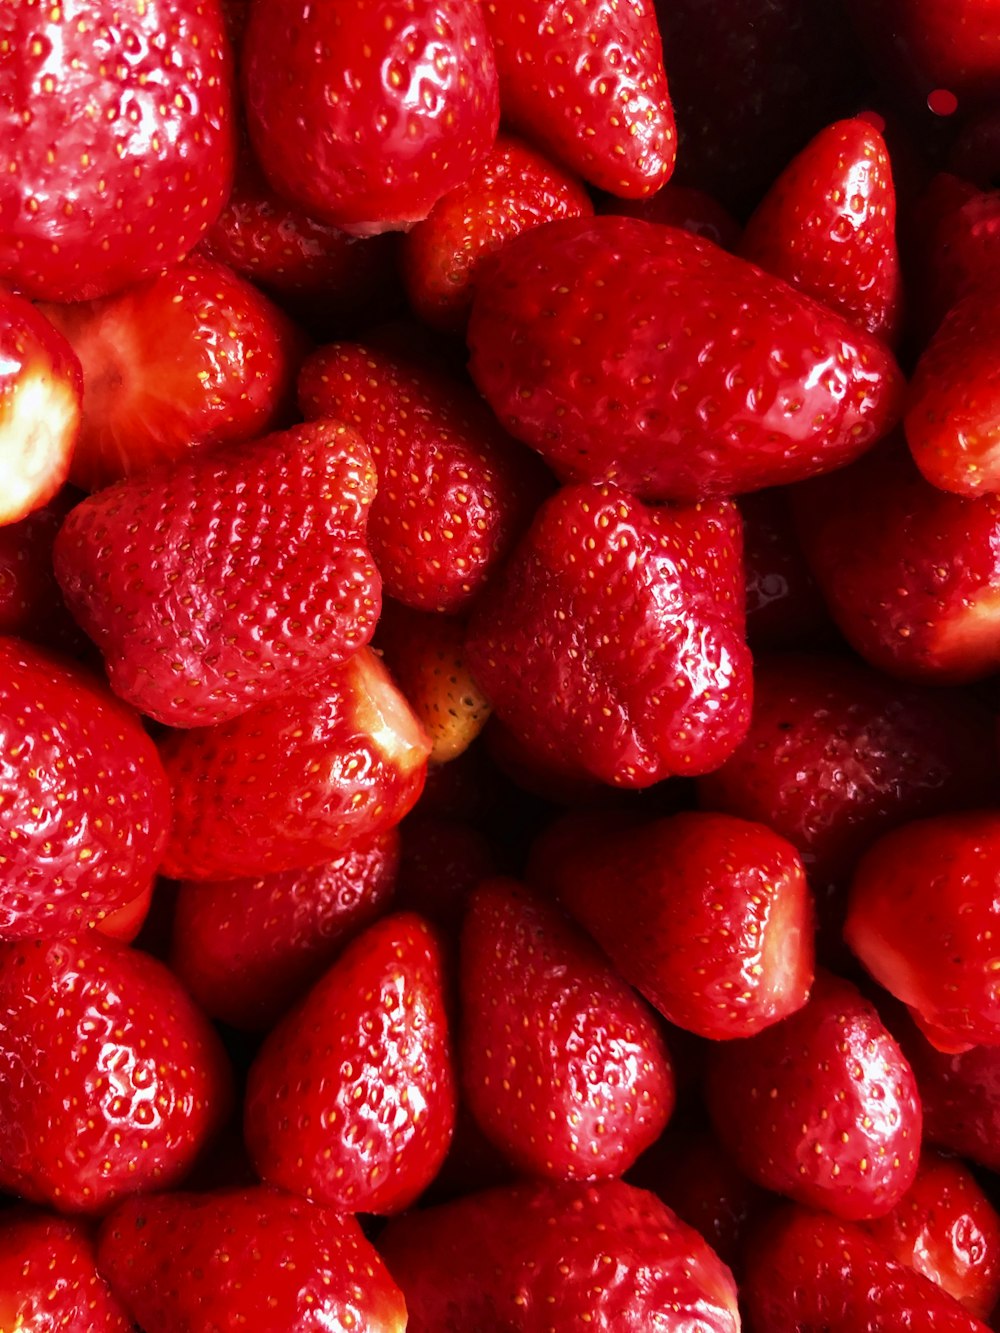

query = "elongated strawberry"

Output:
[[159, 647, 430, 881], [243, 0, 499, 235], [0, 638, 170, 941], [54, 420, 380, 727], [244, 913, 455, 1214], [41, 256, 306, 493], [98, 1186, 406, 1333], [0, 934, 231, 1213], [468, 216, 904, 500], [0, 1209, 131, 1332], [465, 483, 751, 788], [0, 0, 236, 301]]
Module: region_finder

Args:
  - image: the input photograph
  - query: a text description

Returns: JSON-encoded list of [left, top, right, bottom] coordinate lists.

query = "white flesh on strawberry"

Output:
[[0, 367, 79, 524]]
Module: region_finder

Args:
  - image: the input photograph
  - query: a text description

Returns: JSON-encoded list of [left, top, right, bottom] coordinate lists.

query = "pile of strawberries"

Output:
[[7, 0, 1000, 1329]]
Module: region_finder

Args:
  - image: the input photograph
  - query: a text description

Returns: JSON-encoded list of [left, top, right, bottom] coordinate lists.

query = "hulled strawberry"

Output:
[[54, 421, 380, 727], [0, 1209, 131, 1331]]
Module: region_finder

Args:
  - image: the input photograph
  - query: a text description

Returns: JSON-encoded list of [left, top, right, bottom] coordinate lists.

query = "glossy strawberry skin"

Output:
[[0, 934, 231, 1214], [159, 647, 431, 881], [98, 1186, 407, 1333], [468, 216, 904, 501], [705, 973, 922, 1221], [0, 1209, 132, 1333], [54, 421, 380, 728], [244, 913, 455, 1214], [465, 483, 751, 788], [0, 638, 170, 941], [378, 1178, 741, 1333], [243, 0, 499, 235], [460, 879, 674, 1181], [169, 828, 400, 1031], [0, 0, 236, 301], [483, 0, 675, 198]]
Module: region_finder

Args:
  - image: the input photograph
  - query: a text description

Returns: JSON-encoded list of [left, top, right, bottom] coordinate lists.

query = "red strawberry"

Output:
[[465, 484, 751, 788], [864, 1151, 1000, 1319], [298, 340, 549, 614], [0, 933, 231, 1213], [169, 827, 400, 1031], [0, 0, 236, 301], [739, 489, 839, 650], [98, 1186, 407, 1333], [242, 0, 499, 235], [846, 811, 1000, 1052], [482, 0, 674, 198], [467, 216, 904, 500], [0, 1209, 131, 1331], [0, 638, 170, 941], [244, 912, 455, 1214], [0, 289, 82, 526], [604, 182, 742, 251], [740, 117, 903, 343], [54, 420, 380, 727], [704, 972, 922, 1220], [378, 1177, 741, 1332], [0, 487, 89, 653], [743, 1204, 990, 1332], [401, 132, 594, 333], [460, 878, 674, 1181], [906, 177, 1000, 337], [41, 256, 307, 493], [529, 810, 813, 1039], [159, 646, 430, 881]]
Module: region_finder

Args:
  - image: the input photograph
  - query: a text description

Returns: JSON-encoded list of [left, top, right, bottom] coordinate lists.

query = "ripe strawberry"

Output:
[[54, 420, 380, 727], [465, 484, 752, 788], [0, 933, 231, 1213], [242, 0, 499, 235], [0, 289, 82, 527], [41, 256, 307, 493], [847, 812, 1000, 1052], [378, 1177, 741, 1332], [467, 216, 904, 500], [0, 1209, 131, 1332], [244, 913, 455, 1214], [0, 638, 170, 941], [743, 1204, 990, 1332], [603, 182, 742, 251], [460, 878, 674, 1181], [98, 1186, 407, 1333], [0, 0, 236, 301], [159, 647, 430, 881], [169, 828, 400, 1031], [482, 0, 674, 198], [739, 489, 838, 650], [0, 488, 89, 653], [704, 972, 922, 1220], [906, 177, 1000, 337], [530, 809, 813, 1039], [740, 117, 903, 343], [299, 340, 549, 613], [97, 879, 155, 945]]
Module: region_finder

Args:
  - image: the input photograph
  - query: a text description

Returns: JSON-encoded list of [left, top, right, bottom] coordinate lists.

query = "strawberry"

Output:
[[242, 0, 499, 235], [743, 1204, 991, 1332], [603, 182, 742, 251], [54, 420, 380, 727], [464, 483, 752, 788], [482, 0, 674, 198], [378, 1177, 741, 1332], [0, 1209, 131, 1331], [467, 216, 904, 500], [159, 646, 430, 881], [169, 827, 400, 1031], [0, 0, 236, 302], [41, 256, 307, 493], [0, 288, 82, 526], [846, 812, 1000, 1052], [739, 489, 838, 650], [244, 912, 455, 1214], [98, 1185, 407, 1333], [0, 638, 170, 941], [394, 814, 497, 936], [0, 487, 90, 653], [740, 117, 903, 343], [298, 340, 549, 613], [906, 177, 1000, 338], [705, 972, 923, 1221], [864, 1151, 1000, 1319], [0, 933, 231, 1213], [529, 809, 813, 1039], [459, 878, 674, 1181]]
